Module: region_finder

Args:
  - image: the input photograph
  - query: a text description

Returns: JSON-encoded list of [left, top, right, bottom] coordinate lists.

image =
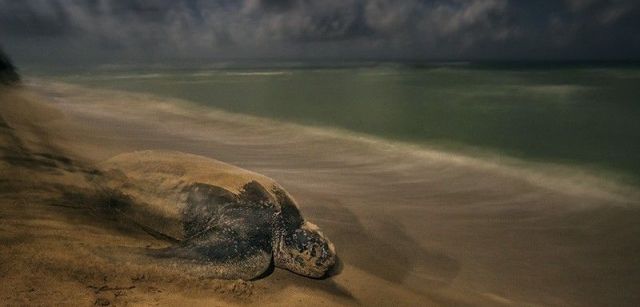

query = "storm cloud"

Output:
[[1, 0, 638, 63]]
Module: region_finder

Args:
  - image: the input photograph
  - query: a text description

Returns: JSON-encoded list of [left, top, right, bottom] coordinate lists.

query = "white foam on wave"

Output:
[[224, 71, 291, 76], [62, 73, 168, 81], [292, 123, 640, 205]]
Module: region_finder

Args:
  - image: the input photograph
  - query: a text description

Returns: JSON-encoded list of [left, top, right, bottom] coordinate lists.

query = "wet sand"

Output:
[[2, 82, 640, 306]]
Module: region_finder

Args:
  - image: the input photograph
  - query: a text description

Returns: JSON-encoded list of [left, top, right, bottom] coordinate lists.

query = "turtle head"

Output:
[[270, 186, 337, 278], [274, 221, 337, 278]]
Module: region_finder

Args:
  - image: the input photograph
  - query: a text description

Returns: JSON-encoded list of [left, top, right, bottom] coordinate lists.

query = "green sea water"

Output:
[[30, 62, 640, 184]]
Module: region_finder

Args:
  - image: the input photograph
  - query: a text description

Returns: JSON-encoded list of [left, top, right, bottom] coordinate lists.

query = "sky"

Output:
[[1, 0, 639, 65]]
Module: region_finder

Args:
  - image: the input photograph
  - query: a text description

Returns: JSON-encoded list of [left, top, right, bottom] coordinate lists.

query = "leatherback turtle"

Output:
[[98, 150, 337, 280]]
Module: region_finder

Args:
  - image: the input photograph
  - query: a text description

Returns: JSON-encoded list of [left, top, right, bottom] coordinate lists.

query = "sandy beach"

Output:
[[2, 81, 640, 306]]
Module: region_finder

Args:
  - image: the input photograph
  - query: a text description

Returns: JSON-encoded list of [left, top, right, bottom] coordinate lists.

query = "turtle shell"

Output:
[[98, 150, 305, 279]]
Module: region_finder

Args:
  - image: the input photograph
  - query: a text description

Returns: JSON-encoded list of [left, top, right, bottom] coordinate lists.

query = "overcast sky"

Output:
[[1, 0, 639, 64]]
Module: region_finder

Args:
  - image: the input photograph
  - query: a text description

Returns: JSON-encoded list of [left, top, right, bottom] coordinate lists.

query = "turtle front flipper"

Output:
[[152, 228, 274, 280], [151, 187, 277, 280], [151, 205, 275, 280]]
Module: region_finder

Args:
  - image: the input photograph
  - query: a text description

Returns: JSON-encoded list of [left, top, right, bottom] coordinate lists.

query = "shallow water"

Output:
[[28, 62, 640, 184]]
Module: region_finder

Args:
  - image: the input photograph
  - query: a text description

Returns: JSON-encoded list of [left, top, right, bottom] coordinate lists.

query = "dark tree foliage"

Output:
[[0, 48, 20, 85]]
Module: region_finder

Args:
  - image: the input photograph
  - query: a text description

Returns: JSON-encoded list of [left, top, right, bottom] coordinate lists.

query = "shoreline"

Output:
[[32, 80, 640, 204]]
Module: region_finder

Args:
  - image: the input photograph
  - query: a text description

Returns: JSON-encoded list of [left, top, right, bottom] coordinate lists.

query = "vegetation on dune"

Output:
[[0, 48, 20, 85]]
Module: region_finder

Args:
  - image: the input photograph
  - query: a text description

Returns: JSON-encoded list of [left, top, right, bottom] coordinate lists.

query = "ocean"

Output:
[[27, 61, 640, 184]]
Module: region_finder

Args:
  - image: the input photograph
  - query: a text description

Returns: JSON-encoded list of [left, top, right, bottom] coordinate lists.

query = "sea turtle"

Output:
[[97, 150, 337, 280]]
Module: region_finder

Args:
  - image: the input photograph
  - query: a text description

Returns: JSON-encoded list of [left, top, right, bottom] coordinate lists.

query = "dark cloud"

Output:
[[0, 0, 638, 63], [259, 0, 298, 12]]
